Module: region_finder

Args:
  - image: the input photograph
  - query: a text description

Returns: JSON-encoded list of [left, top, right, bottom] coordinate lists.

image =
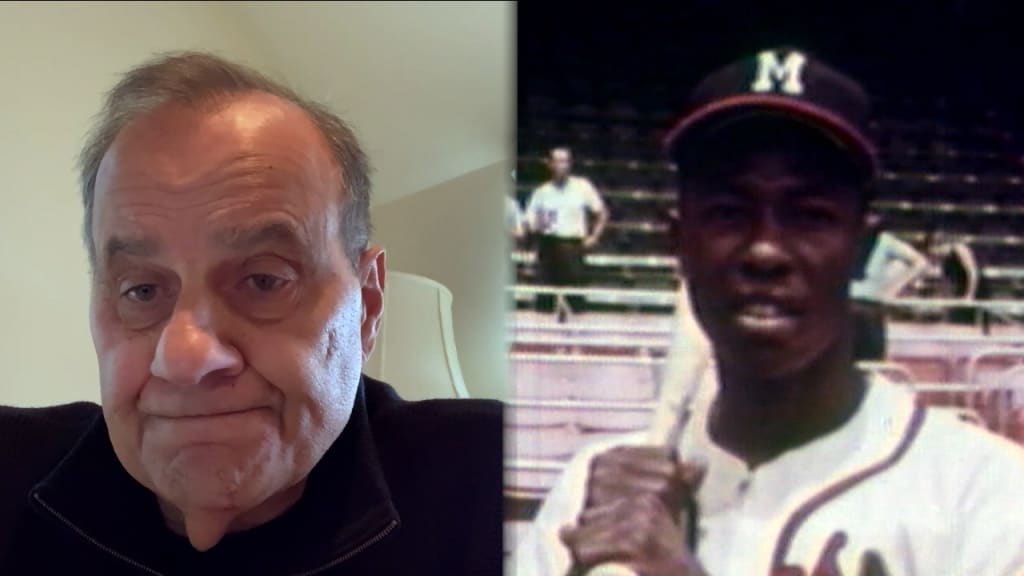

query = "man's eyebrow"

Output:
[[213, 220, 310, 252], [104, 235, 161, 262], [726, 175, 827, 195]]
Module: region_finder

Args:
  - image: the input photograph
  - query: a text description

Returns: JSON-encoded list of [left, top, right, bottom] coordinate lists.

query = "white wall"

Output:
[[370, 162, 511, 400], [228, 1, 514, 207], [0, 2, 271, 407]]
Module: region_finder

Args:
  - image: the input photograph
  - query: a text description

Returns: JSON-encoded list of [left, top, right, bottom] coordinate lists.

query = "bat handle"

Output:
[[582, 286, 706, 576]]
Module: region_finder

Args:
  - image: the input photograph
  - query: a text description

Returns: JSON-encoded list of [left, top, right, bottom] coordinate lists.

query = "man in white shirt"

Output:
[[525, 147, 609, 318], [512, 47, 1024, 576], [849, 213, 931, 360], [851, 214, 931, 303], [929, 232, 987, 328]]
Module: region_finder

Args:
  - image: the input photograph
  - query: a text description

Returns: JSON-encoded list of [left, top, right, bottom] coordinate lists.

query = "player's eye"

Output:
[[701, 201, 748, 223], [789, 202, 841, 228]]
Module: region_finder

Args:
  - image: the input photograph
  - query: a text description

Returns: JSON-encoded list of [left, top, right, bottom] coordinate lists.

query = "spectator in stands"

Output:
[[849, 212, 931, 360], [525, 146, 609, 320], [0, 52, 502, 575], [514, 47, 1024, 576], [926, 230, 989, 331]]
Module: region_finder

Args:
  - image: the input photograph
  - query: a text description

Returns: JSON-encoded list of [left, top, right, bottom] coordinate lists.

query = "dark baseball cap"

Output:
[[664, 47, 878, 182]]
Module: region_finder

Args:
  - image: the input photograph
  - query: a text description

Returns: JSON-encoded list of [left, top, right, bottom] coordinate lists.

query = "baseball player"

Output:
[[526, 147, 609, 318], [512, 48, 1024, 576]]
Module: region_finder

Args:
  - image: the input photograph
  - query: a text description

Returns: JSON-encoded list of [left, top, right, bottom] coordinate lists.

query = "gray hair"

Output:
[[79, 51, 372, 269]]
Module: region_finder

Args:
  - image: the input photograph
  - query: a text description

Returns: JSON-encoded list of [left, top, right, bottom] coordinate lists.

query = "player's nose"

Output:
[[739, 213, 794, 282]]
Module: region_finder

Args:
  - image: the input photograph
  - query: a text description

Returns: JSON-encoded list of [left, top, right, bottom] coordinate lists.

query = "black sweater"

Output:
[[0, 377, 503, 575]]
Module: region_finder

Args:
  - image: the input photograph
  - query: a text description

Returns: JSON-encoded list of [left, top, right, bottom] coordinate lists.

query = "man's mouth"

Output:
[[163, 407, 269, 420], [733, 301, 800, 336]]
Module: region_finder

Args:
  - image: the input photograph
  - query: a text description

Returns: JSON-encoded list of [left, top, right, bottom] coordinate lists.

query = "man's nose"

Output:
[[150, 303, 242, 386], [739, 213, 794, 282]]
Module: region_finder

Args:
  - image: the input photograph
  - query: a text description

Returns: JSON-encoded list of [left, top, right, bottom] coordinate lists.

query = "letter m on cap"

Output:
[[750, 50, 807, 95]]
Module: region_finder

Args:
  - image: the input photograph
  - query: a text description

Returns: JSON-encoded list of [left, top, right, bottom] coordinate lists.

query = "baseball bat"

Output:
[[583, 283, 712, 576]]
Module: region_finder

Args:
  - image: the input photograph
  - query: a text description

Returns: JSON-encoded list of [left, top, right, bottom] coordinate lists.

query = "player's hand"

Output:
[[558, 446, 707, 576], [583, 235, 598, 249]]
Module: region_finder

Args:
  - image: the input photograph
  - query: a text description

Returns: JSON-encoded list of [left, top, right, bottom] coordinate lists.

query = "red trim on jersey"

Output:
[[662, 94, 879, 177], [769, 403, 927, 568]]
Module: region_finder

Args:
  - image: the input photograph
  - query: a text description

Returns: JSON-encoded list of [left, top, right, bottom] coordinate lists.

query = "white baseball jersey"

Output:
[[511, 376, 1024, 575], [850, 232, 930, 302], [526, 176, 605, 239]]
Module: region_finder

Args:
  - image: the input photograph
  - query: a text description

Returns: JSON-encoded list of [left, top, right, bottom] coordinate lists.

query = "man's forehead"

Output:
[[100, 217, 314, 264], [98, 149, 313, 202], [102, 93, 338, 181], [92, 93, 343, 244]]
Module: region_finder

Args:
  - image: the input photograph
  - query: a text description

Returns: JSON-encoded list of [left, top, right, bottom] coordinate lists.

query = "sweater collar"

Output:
[[29, 377, 400, 576]]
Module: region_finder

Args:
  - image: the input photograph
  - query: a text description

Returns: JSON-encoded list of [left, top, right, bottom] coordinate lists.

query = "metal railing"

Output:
[[510, 283, 1024, 315], [510, 250, 1024, 280]]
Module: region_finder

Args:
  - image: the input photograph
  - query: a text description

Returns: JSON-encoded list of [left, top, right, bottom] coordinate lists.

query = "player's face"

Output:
[[89, 93, 386, 521], [549, 149, 572, 179], [677, 133, 865, 381]]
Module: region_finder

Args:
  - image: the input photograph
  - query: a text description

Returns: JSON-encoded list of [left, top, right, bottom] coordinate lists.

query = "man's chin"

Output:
[[717, 346, 818, 388], [154, 465, 308, 541], [182, 510, 235, 551], [154, 460, 274, 517], [156, 486, 275, 551]]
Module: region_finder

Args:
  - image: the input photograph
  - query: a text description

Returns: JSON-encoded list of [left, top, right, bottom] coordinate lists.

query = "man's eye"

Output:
[[245, 274, 288, 293], [703, 203, 746, 221], [122, 284, 159, 303], [794, 205, 839, 226]]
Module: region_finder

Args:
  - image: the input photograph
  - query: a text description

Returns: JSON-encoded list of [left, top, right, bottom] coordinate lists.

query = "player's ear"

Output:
[[674, 174, 702, 220], [674, 210, 697, 275], [853, 202, 876, 248]]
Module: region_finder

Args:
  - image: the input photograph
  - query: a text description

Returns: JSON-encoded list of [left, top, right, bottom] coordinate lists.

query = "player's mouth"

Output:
[[732, 299, 800, 337]]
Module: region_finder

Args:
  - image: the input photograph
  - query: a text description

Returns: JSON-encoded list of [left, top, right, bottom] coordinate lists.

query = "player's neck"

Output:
[[708, 333, 867, 469]]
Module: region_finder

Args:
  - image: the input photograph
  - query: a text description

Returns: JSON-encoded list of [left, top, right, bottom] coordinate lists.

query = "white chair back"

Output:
[[364, 271, 469, 400]]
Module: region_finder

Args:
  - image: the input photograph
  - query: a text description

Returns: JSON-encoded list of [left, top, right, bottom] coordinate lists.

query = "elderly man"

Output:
[[0, 52, 502, 574], [513, 48, 1024, 575]]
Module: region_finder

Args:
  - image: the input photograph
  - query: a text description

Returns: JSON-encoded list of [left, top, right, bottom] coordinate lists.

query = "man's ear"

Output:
[[667, 205, 688, 274], [673, 187, 692, 272], [855, 207, 877, 246], [358, 246, 386, 361]]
